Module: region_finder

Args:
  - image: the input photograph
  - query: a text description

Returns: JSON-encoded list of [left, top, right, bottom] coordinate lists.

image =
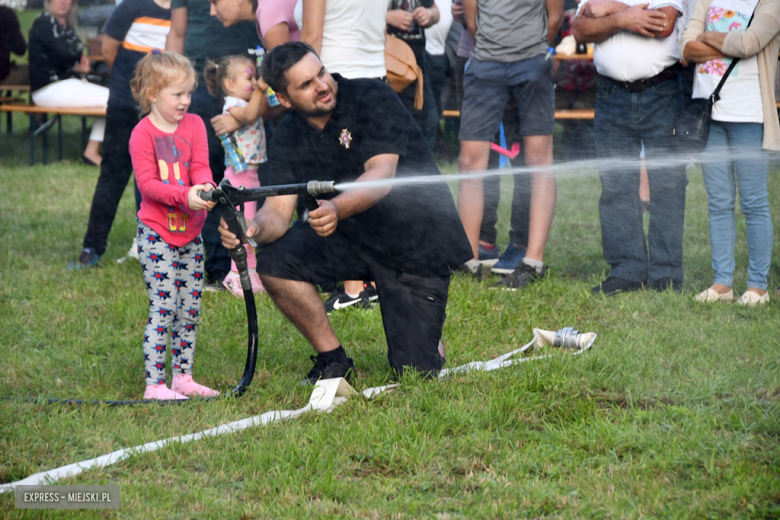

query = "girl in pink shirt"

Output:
[[129, 51, 219, 400]]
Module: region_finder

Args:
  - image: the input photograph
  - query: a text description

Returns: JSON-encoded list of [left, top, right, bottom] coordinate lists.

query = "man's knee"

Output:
[[389, 344, 446, 380]]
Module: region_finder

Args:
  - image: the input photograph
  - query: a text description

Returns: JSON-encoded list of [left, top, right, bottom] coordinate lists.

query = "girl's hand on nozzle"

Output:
[[189, 185, 216, 211]]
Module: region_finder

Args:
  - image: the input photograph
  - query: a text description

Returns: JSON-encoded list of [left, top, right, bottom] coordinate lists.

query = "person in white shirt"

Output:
[[297, 0, 388, 312], [573, 0, 688, 296]]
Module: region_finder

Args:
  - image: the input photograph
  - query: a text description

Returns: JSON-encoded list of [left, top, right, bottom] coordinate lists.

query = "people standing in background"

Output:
[[29, 0, 109, 165], [574, 0, 687, 295], [256, 0, 300, 49], [387, 0, 441, 152], [0, 4, 26, 84], [296, 0, 386, 81], [296, 0, 387, 312], [424, 0, 453, 120], [451, 0, 531, 278], [166, 0, 261, 290], [457, 0, 562, 290], [682, 0, 780, 305], [69, 0, 172, 270]]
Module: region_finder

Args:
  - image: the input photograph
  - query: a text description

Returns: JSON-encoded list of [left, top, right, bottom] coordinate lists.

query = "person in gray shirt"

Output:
[[457, 0, 563, 290]]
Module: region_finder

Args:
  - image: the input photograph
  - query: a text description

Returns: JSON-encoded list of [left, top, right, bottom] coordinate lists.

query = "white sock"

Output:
[[523, 257, 544, 274], [345, 291, 360, 299]]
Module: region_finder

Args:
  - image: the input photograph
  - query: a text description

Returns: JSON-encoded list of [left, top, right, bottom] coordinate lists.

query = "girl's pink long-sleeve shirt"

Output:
[[129, 114, 215, 246]]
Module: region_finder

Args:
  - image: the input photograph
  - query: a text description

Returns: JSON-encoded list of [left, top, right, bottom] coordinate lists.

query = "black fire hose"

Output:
[[3, 180, 337, 406], [198, 179, 336, 396]]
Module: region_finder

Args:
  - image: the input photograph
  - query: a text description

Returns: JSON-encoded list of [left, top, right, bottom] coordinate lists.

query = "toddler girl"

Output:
[[129, 50, 219, 400], [204, 55, 268, 297]]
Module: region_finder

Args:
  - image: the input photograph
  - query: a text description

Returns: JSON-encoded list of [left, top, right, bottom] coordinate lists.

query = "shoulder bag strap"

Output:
[[710, 8, 758, 103]]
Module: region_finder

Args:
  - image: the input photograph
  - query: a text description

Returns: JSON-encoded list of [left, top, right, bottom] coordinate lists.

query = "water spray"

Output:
[[335, 149, 769, 193]]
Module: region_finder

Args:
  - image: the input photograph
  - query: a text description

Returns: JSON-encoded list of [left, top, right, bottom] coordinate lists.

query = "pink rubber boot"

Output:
[[144, 384, 188, 400], [171, 374, 220, 397]]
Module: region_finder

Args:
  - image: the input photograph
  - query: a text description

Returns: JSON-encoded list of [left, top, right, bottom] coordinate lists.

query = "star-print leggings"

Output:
[[138, 221, 205, 385]]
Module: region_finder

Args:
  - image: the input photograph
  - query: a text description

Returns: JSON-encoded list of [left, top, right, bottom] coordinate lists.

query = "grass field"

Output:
[[1, 113, 779, 519]]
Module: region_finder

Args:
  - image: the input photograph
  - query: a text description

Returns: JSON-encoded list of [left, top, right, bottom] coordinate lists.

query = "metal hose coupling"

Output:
[[553, 327, 582, 349], [307, 180, 337, 197]]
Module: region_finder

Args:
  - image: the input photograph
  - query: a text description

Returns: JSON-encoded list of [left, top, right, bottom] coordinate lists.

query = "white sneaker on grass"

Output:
[[117, 237, 139, 263]]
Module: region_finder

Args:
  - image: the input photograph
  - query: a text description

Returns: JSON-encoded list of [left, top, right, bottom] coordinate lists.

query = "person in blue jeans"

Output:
[[574, 0, 687, 295], [681, 0, 780, 306]]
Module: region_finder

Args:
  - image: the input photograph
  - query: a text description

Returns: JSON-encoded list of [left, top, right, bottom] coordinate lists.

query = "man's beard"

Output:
[[291, 84, 337, 118], [292, 104, 334, 118]]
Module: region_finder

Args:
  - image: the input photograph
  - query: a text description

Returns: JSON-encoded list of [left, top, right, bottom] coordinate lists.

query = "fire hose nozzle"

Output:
[[307, 180, 336, 197], [553, 327, 582, 349]]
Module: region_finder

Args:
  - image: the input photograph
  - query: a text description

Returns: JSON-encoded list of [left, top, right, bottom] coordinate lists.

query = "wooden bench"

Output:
[[0, 84, 31, 133], [442, 109, 595, 119], [0, 104, 106, 165]]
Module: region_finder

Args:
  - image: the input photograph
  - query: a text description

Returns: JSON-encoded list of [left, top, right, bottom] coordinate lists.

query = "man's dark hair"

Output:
[[260, 41, 319, 94]]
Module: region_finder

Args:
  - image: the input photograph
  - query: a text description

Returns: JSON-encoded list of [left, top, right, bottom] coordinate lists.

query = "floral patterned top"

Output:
[[223, 96, 267, 166], [691, 0, 762, 123]]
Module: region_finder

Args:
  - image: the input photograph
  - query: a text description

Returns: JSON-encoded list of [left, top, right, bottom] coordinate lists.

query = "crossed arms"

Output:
[[572, 0, 679, 43]]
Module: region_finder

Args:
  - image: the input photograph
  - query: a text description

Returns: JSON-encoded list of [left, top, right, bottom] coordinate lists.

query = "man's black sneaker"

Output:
[[363, 283, 379, 303], [302, 354, 356, 386], [324, 288, 371, 314], [592, 276, 644, 296], [650, 277, 682, 293], [490, 263, 546, 291]]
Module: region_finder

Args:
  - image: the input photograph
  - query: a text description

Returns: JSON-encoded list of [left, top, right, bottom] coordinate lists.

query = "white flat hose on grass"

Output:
[[0, 329, 595, 492]]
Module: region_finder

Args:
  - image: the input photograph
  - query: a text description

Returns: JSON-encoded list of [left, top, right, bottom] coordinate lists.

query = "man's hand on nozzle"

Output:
[[308, 200, 339, 237], [188, 184, 216, 211], [219, 216, 259, 249]]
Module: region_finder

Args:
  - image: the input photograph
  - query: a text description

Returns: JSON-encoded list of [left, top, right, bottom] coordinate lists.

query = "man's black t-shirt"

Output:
[[268, 75, 472, 278]]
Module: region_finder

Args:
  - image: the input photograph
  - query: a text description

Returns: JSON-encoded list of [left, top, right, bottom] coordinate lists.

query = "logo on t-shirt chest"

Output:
[[339, 128, 353, 149]]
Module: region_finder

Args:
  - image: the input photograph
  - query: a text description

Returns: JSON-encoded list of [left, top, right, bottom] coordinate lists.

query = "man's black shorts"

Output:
[[256, 223, 449, 376]]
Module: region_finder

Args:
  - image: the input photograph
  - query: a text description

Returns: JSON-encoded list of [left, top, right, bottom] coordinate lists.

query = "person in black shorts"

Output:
[[219, 42, 472, 385]]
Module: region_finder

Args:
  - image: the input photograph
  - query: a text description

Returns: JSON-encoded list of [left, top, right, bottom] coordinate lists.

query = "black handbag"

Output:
[[671, 10, 756, 153]]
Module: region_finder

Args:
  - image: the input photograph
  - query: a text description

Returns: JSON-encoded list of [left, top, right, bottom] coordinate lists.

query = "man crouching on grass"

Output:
[[219, 42, 472, 385]]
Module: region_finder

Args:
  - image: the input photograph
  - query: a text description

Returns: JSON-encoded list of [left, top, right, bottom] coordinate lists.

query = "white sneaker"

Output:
[[117, 237, 139, 263], [736, 290, 769, 306], [694, 287, 733, 302]]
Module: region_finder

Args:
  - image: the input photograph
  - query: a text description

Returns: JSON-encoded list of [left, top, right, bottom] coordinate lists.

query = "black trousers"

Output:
[[83, 105, 141, 255], [479, 107, 531, 247], [190, 84, 231, 281], [257, 224, 449, 376]]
